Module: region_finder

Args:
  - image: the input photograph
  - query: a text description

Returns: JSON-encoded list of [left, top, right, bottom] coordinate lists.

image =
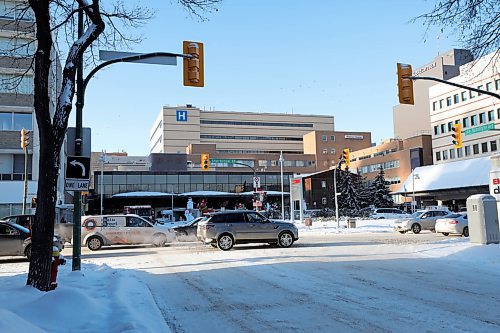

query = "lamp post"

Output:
[[279, 151, 285, 220], [412, 172, 420, 213], [98, 151, 106, 215]]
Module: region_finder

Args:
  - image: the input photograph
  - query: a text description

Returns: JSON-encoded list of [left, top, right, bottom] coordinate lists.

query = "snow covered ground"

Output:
[[1, 222, 499, 333]]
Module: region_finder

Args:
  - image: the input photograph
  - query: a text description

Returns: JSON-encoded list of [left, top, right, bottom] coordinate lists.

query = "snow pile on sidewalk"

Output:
[[0, 263, 170, 333], [295, 218, 396, 234]]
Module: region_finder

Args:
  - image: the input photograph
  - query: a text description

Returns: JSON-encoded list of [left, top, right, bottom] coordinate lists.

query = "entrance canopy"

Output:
[[394, 156, 491, 195], [112, 191, 175, 198], [238, 191, 290, 196], [179, 191, 235, 197]]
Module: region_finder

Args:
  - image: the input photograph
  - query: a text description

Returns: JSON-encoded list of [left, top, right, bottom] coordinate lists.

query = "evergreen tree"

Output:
[[336, 168, 362, 216], [371, 168, 394, 208]]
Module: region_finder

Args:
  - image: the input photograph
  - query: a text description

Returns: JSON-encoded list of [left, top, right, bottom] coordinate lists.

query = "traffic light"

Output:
[[30, 197, 37, 209], [183, 41, 204, 87], [342, 148, 350, 167], [397, 63, 414, 105], [20, 128, 30, 149], [452, 123, 463, 148], [201, 153, 210, 171]]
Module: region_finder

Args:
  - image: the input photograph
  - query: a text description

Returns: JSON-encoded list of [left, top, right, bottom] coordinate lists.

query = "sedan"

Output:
[[394, 209, 452, 234], [435, 214, 469, 237], [174, 217, 206, 241], [0, 221, 31, 259]]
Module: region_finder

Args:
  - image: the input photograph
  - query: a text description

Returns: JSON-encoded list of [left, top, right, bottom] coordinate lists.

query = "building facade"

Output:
[[393, 49, 473, 140], [150, 105, 335, 154], [349, 135, 433, 204], [430, 52, 500, 164]]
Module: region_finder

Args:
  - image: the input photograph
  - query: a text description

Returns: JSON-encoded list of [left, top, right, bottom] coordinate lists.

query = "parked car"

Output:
[[1, 214, 34, 231], [174, 217, 207, 240], [393, 209, 452, 234], [435, 213, 469, 237], [81, 214, 175, 251], [0, 220, 63, 260], [2, 214, 72, 243], [197, 210, 299, 251], [370, 208, 410, 220]]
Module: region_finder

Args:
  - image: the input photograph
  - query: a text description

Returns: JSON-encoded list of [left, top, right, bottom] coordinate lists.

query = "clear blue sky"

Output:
[[73, 0, 456, 155]]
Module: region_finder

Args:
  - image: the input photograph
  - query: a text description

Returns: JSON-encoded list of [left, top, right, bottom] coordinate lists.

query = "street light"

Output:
[[412, 172, 420, 213], [98, 151, 106, 215], [279, 151, 285, 220]]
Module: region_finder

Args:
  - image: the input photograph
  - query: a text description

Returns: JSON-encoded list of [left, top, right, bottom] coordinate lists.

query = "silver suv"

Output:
[[394, 209, 451, 234], [197, 210, 299, 250]]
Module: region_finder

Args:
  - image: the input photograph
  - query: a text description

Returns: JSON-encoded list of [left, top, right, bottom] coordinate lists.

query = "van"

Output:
[[81, 214, 175, 251]]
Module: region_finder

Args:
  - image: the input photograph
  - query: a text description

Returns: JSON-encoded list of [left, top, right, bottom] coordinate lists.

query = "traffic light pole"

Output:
[[409, 76, 500, 100]]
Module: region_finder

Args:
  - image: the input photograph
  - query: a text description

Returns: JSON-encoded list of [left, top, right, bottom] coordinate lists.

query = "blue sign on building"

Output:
[[176, 110, 188, 122]]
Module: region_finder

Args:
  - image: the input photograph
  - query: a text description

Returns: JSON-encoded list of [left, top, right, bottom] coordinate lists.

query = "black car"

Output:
[[0, 221, 31, 259], [1, 214, 34, 230], [173, 217, 206, 240]]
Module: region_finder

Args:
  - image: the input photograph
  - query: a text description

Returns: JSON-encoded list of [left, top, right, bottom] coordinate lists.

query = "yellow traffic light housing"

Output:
[[342, 148, 350, 167], [201, 153, 210, 171], [452, 123, 463, 148], [20, 128, 30, 149], [183, 41, 204, 87], [397, 63, 414, 105]]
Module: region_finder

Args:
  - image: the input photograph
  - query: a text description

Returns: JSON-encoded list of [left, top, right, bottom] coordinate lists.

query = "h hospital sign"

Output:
[[176, 110, 188, 122]]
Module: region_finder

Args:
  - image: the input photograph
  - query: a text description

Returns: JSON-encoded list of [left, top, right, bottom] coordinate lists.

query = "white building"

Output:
[[430, 51, 500, 164]]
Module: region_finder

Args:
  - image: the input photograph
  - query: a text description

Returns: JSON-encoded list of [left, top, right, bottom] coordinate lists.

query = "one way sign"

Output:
[[65, 156, 91, 191]]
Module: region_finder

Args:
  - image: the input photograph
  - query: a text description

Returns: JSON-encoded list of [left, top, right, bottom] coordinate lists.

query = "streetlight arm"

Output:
[[409, 76, 500, 100]]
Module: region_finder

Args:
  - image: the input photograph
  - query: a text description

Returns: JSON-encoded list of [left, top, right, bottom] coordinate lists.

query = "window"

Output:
[[439, 99, 444, 108], [442, 150, 448, 160], [0, 74, 33, 94], [498, 108, 500, 120], [446, 97, 452, 106], [321, 197, 327, 204], [436, 151, 441, 161], [491, 141, 497, 152], [246, 212, 265, 223], [127, 217, 147, 227], [471, 115, 478, 126], [447, 122, 453, 132], [462, 117, 470, 128], [322, 148, 328, 154], [486, 82, 493, 92], [440, 124, 446, 133], [226, 213, 245, 223], [465, 146, 471, 156], [330, 148, 336, 154], [209, 215, 227, 223], [449, 149, 455, 159], [330, 135, 335, 141], [0, 37, 35, 58], [434, 125, 439, 135], [432, 101, 437, 111], [457, 147, 463, 158], [321, 181, 326, 188], [470, 90, 476, 99], [461, 91, 467, 101], [477, 85, 483, 96], [453, 94, 459, 104], [473, 144, 479, 155], [322, 135, 327, 142], [479, 112, 486, 124], [488, 110, 495, 122], [481, 142, 488, 153], [0, 2, 34, 21], [496, 79, 500, 90]]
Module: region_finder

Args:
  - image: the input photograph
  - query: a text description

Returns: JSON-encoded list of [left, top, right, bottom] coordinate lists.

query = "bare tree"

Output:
[[26, 0, 220, 291], [414, 0, 499, 65]]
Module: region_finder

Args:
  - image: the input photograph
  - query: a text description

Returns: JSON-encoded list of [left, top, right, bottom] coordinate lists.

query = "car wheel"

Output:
[[87, 236, 103, 251], [177, 230, 188, 237], [441, 232, 449, 236], [25, 244, 32, 260], [462, 226, 469, 237], [153, 233, 167, 247], [217, 234, 234, 251], [411, 223, 422, 234], [278, 231, 294, 248], [398, 231, 406, 234]]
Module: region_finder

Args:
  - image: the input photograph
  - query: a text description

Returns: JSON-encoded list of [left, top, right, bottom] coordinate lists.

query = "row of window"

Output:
[[321, 135, 335, 142], [433, 108, 500, 135], [258, 160, 314, 167], [0, 112, 32, 131], [200, 135, 302, 141], [357, 160, 400, 175], [435, 140, 498, 161], [0, 37, 35, 58], [0, 1, 34, 21], [322, 148, 336, 155], [0, 74, 34, 95], [217, 150, 304, 155], [432, 79, 500, 111], [200, 120, 313, 128], [354, 148, 398, 162], [0, 154, 32, 179]]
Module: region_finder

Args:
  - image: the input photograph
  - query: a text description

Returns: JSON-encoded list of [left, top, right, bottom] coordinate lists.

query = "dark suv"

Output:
[[197, 210, 299, 250]]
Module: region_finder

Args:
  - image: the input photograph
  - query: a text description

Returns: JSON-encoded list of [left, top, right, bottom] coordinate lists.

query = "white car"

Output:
[[370, 208, 410, 220], [394, 209, 452, 234], [435, 213, 469, 237], [81, 214, 175, 251]]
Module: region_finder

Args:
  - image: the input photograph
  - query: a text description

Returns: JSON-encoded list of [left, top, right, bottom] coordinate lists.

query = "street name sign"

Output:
[[463, 123, 495, 136], [210, 159, 237, 163], [65, 156, 91, 191]]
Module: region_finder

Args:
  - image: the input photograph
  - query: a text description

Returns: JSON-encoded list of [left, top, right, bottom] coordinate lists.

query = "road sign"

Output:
[[463, 123, 495, 136], [65, 156, 91, 191], [210, 158, 237, 164], [253, 176, 261, 189]]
